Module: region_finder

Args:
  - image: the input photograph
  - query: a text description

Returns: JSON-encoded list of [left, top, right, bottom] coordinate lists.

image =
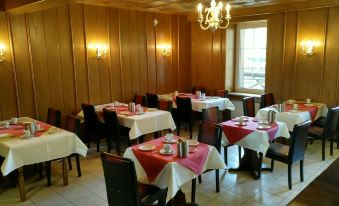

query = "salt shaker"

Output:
[[177, 141, 183, 157], [182, 140, 189, 157]]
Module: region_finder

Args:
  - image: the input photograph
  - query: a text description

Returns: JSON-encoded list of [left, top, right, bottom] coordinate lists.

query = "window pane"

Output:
[[237, 22, 267, 91]]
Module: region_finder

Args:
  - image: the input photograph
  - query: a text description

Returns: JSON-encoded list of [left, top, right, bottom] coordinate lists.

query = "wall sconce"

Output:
[[301, 40, 318, 56], [88, 44, 108, 59], [0, 43, 5, 62], [158, 44, 171, 57]]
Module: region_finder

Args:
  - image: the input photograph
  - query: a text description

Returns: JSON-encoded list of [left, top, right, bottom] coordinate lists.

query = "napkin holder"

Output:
[[177, 139, 189, 158]]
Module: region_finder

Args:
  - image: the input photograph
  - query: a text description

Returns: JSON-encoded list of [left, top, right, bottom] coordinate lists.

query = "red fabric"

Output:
[[220, 117, 280, 144], [285, 104, 318, 121], [101, 105, 137, 116], [172, 93, 196, 104], [132, 136, 209, 182], [0, 121, 52, 138]]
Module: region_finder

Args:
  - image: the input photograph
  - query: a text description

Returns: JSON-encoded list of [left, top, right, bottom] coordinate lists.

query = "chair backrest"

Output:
[[158, 100, 172, 112], [323, 106, 339, 138], [289, 120, 311, 163], [134, 95, 148, 107], [47, 108, 61, 127], [202, 107, 221, 123], [146, 93, 158, 108], [176, 96, 192, 122], [100, 152, 140, 206], [215, 89, 229, 98], [198, 122, 222, 153], [103, 109, 121, 141], [260, 93, 274, 108], [242, 97, 256, 117], [192, 86, 206, 94], [66, 114, 81, 136], [81, 103, 99, 132]]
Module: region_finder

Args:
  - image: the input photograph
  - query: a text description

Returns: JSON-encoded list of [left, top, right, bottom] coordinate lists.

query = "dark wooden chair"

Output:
[[176, 96, 194, 139], [100, 152, 166, 206], [308, 106, 339, 161], [103, 109, 131, 155], [146, 92, 158, 108], [215, 89, 229, 98], [191, 122, 222, 203], [192, 86, 206, 94], [158, 100, 172, 112], [65, 114, 82, 177], [81, 103, 106, 152], [47, 108, 61, 127], [260, 93, 274, 108], [265, 120, 311, 189], [243, 97, 256, 117], [134, 95, 148, 107]]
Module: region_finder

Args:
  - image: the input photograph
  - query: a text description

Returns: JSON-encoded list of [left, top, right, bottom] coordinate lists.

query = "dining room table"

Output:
[[123, 135, 226, 203], [220, 117, 290, 179], [256, 101, 328, 131], [0, 117, 88, 201], [77, 102, 176, 140], [158, 92, 235, 112]]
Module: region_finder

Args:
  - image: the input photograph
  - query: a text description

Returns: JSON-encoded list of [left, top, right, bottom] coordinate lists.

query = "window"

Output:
[[236, 21, 267, 93]]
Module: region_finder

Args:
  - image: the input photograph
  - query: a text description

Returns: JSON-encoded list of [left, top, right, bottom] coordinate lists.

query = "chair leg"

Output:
[[223, 146, 228, 165], [191, 178, 196, 203], [198, 175, 202, 183], [116, 140, 121, 156], [322, 138, 326, 161], [288, 164, 292, 190], [67, 157, 72, 171], [300, 159, 304, 182], [330, 140, 333, 156], [216, 169, 220, 193], [238, 146, 242, 163], [46, 161, 51, 186], [270, 159, 275, 172], [38, 163, 43, 179], [158, 189, 167, 206], [96, 138, 100, 152], [257, 153, 263, 179], [75, 154, 81, 177]]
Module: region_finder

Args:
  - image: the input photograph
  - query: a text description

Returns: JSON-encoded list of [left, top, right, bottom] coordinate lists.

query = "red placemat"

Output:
[[0, 121, 52, 138], [285, 104, 318, 121], [220, 118, 279, 144], [132, 136, 209, 182], [172, 93, 196, 104]]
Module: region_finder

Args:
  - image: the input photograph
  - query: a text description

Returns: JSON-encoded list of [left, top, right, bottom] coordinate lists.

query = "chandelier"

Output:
[[197, 0, 231, 31]]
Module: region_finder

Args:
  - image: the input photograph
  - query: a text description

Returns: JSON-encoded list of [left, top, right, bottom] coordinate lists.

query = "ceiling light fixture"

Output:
[[197, 0, 231, 31]]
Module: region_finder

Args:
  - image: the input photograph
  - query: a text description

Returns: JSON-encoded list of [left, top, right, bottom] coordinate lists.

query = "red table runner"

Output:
[[220, 117, 279, 144], [172, 93, 197, 104], [0, 121, 52, 138], [285, 104, 318, 121], [131, 136, 209, 182]]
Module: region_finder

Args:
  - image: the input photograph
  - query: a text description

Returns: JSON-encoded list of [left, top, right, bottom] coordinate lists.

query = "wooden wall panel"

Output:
[[170, 15, 179, 92], [178, 15, 191, 92], [212, 30, 223, 94], [294, 9, 327, 101], [146, 12, 157, 93], [0, 12, 18, 120], [137, 11, 148, 94]]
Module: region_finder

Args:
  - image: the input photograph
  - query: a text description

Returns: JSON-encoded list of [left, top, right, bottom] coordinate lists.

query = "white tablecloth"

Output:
[[123, 145, 226, 202], [158, 93, 235, 112], [77, 103, 176, 140], [0, 117, 88, 176], [256, 103, 328, 131], [222, 121, 290, 155]]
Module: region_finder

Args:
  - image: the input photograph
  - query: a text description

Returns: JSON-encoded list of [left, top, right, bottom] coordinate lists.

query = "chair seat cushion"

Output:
[[266, 142, 289, 162], [312, 117, 326, 128], [308, 126, 324, 139]]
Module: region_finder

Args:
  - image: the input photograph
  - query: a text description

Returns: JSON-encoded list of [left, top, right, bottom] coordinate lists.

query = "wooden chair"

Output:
[[47, 108, 61, 127], [215, 89, 229, 98], [103, 109, 131, 155], [100, 152, 166, 206], [192, 86, 206, 94], [265, 121, 311, 189], [308, 107, 339, 161], [243, 97, 256, 117], [146, 92, 158, 108], [134, 95, 148, 107], [176, 97, 194, 139], [191, 122, 222, 202], [158, 100, 172, 112], [81, 103, 106, 152], [260, 93, 274, 108], [65, 114, 82, 177]]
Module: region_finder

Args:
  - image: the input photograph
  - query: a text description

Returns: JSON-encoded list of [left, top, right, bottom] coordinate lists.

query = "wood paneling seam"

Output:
[[280, 12, 287, 101], [292, 11, 300, 99], [82, 4, 91, 104], [319, 8, 329, 98]]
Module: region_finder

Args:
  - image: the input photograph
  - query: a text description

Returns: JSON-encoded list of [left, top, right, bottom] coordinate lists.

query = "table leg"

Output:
[[17, 167, 26, 202], [62, 158, 68, 186]]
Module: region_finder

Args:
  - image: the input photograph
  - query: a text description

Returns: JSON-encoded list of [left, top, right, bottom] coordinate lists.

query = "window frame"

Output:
[[234, 20, 268, 94]]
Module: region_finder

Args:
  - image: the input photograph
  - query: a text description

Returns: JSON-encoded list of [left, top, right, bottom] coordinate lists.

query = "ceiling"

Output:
[[4, 0, 311, 14]]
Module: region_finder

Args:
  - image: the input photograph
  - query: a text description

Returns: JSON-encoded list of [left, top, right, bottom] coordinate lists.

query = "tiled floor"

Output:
[[0, 129, 338, 206]]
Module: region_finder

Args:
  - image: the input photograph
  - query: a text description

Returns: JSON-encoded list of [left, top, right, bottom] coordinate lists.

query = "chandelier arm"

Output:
[[218, 20, 230, 29], [199, 21, 210, 30]]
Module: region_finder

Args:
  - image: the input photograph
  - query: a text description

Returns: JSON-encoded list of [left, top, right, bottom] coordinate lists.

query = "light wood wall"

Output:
[[0, 4, 191, 122], [191, 7, 339, 107]]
